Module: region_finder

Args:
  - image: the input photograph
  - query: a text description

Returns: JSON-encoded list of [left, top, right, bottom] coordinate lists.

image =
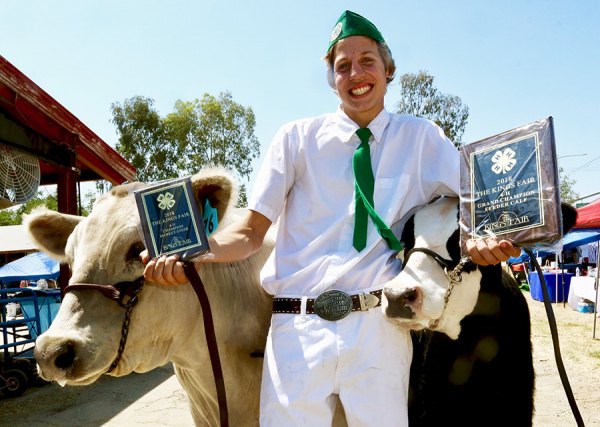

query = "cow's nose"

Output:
[[53, 340, 76, 369], [34, 337, 78, 380], [384, 287, 422, 319]]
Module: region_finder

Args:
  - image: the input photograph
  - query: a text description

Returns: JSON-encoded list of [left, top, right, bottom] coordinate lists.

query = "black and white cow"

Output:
[[383, 196, 576, 426]]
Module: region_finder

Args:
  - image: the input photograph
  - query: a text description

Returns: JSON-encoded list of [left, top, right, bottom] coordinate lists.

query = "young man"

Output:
[[143, 10, 519, 426]]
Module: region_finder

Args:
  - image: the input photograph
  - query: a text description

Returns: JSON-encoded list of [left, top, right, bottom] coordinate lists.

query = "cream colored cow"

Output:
[[27, 168, 277, 426]]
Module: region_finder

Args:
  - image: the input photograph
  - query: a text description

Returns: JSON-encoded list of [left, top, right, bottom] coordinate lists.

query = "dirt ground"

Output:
[[528, 295, 600, 426], [0, 364, 194, 426], [1, 292, 599, 426]]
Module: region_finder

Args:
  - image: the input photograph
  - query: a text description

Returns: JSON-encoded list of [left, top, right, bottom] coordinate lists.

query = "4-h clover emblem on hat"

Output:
[[330, 22, 343, 42], [326, 10, 386, 53]]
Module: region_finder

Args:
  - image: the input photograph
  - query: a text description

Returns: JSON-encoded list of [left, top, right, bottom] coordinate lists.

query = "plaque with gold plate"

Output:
[[134, 177, 211, 260], [459, 117, 563, 254]]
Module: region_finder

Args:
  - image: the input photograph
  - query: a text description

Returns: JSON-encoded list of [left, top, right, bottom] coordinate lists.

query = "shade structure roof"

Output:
[[0, 225, 37, 253], [0, 55, 135, 186]]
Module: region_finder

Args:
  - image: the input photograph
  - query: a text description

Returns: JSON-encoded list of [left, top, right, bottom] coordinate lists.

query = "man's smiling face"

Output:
[[333, 36, 389, 127]]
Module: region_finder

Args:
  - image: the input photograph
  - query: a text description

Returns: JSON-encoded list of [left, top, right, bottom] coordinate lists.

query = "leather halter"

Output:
[[63, 277, 145, 373], [403, 247, 474, 329]]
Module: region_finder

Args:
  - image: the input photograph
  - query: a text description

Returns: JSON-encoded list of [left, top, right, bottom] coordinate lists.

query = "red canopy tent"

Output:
[[571, 197, 600, 339], [574, 198, 600, 230]]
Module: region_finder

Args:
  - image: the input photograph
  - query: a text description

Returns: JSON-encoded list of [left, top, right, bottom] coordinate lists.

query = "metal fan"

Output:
[[0, 145, 41, 209]]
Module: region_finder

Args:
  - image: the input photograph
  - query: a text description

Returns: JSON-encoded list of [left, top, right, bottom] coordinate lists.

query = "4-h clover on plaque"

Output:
[[134, 177, 210, 260], [458, 117, 563, 254]]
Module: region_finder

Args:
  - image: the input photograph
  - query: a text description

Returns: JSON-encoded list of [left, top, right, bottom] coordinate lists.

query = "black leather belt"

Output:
[[272, 289, 382, 321]]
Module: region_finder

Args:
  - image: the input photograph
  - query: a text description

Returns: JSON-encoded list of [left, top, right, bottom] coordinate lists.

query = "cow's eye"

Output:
[[126, 242, 146, 262]]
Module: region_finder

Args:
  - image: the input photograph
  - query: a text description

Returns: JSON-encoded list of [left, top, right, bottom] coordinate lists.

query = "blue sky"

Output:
[[3, 0, 599, 201]]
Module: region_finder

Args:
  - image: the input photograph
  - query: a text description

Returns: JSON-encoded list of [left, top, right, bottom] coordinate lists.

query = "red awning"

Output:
[[574, 198, 600, 229], [0, 55, 135, 185]]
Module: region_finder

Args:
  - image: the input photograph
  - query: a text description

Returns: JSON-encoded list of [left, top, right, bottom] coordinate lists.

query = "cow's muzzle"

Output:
[[388, 247, 474, 330], [384, 287, 421, 319], [57, 277, 145, 373]]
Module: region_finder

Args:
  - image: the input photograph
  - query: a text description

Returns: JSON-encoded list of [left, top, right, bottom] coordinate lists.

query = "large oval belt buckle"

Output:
[[314, 290, 352, 321]]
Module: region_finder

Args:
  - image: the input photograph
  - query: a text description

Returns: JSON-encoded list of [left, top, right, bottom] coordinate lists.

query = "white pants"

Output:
[[259, 308, 412, 426]]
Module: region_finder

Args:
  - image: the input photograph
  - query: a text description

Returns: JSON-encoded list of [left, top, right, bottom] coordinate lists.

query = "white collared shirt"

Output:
[[249, 107, 459, 297]]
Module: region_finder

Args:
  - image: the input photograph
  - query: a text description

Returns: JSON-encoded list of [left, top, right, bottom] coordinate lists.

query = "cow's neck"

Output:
[[166, 243, 274, 426]]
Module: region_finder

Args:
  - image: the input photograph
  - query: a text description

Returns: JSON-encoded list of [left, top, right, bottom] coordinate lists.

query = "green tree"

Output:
[[395, 71, 469, 147], [0, 190, 58, 226], [111, 96, 178, 182], [111, 92, 260, 206], [559, 166, 579, 204], [166, 92, 260, 205], [0, 206, 18, 225]]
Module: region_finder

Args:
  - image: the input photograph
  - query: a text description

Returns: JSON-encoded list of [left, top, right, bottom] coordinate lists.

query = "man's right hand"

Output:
[[141, 250, 191, 285]]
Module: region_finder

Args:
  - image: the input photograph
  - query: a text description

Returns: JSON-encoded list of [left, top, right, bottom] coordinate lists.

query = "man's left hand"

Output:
[[466, 238, 521, 266]]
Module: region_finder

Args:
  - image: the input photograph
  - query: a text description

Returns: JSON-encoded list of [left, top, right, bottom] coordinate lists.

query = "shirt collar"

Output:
[[334, 106, 390, 145]]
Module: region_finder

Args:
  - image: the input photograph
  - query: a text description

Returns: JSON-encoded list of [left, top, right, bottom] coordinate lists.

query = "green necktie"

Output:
[[352, 128, 402, 252]]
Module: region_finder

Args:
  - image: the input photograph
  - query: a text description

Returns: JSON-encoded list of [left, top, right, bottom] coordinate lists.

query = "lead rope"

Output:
[[524, 248, 584, 427], [183, 261, 229, 427], [107, 285, 142, 373]]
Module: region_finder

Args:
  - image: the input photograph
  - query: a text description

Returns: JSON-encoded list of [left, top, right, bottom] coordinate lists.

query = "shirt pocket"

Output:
[[374, 174, 410, 224]]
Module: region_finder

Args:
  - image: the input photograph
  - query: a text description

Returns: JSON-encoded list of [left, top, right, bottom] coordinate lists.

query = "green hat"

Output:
[[327, 10, 385, 53]]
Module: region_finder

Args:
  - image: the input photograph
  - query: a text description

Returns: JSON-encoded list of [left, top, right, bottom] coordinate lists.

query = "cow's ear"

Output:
[[399, 215, 416, 254], [561, 202, 578, 234], [23, 207, 83, 260], [190, 167, 238, 223]]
